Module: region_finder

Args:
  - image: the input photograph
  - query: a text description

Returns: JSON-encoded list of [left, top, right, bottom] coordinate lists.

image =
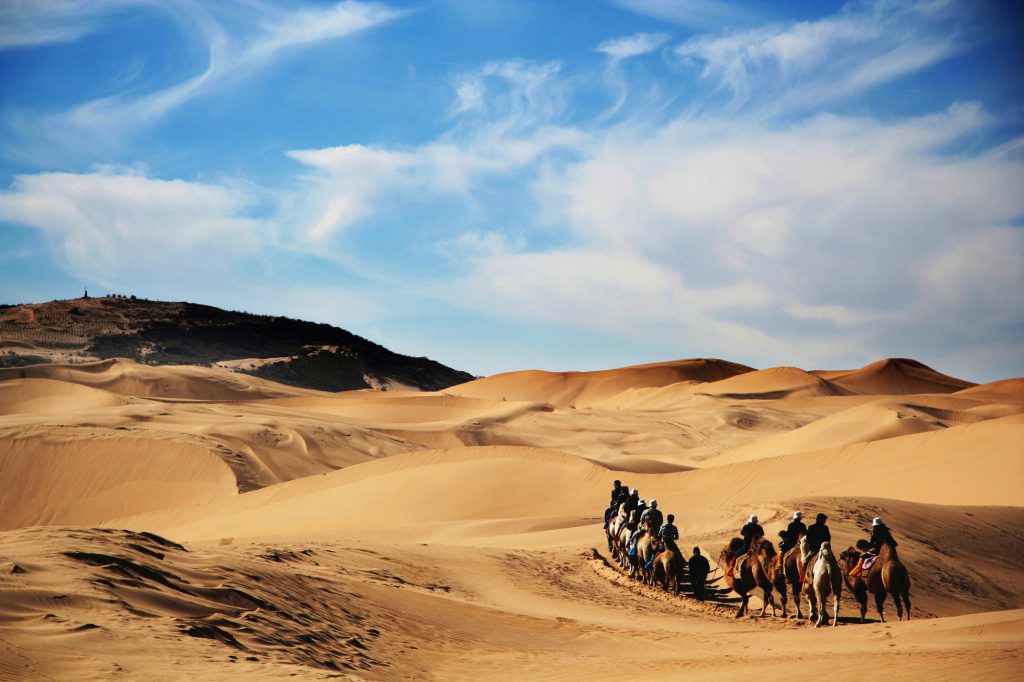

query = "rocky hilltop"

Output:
[[0, 296, 474, 392]]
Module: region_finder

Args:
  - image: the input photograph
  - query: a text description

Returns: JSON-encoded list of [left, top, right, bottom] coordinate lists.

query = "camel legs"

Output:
[[759, 587, 777, 617], [813, 587, 827, 627], [805, 590, 818, 622], [792, 583, 803, 619], [831, 594, 840, 627], [874, 591, 887, 623], [735, 594, 749, 618], [893, 587, 911, 621]]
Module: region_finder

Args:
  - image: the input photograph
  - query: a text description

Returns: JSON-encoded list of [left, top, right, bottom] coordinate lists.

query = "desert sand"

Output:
[[1, 357, 1023, 680]]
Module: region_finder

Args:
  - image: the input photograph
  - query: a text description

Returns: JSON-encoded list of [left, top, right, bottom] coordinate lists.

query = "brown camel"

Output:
[[840, 543, 912, 622], [778, 545, 804, 618], [634, 519, 660, 584], [719, 536, 778, 618], [653, 542, 684, 594]]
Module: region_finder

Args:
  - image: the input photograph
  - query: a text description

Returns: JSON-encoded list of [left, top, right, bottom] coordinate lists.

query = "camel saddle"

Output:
[[731, 554, 746, 581]]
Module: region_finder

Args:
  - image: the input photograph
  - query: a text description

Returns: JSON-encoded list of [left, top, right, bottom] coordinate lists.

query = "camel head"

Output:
[[818, 541, 835, 563], [798, 534, 811, 562]]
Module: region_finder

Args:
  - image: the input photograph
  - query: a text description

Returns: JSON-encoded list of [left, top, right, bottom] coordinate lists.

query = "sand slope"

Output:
[[0, 377, 128, 415], [1, 355, 1022, 679], [0, 425, 236, 530], [447, 358, 753, 407], [816, 358, 977, 395], [0, 358, 321, 400]]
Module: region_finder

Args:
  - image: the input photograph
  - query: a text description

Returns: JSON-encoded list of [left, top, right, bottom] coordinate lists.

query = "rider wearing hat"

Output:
[[738, 514, 764, 555], [629, 499, 663, 554], [869, 517, 898, 552], [850, 517, 898, 577], [780, 511, 807, 552]]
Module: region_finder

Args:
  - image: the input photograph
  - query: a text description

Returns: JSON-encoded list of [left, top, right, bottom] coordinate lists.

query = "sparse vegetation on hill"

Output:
[[0, 297, 474, 392]]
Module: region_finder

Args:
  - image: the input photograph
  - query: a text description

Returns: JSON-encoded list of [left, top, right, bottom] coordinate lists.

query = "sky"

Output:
[[1, 0, 1022, 382]]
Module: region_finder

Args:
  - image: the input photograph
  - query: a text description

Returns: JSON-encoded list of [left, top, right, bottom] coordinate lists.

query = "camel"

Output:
[[633, 519, 660, 584], [607, 505, 627, 555], [840, 543, 912, 622], [811, 541, 844, 627], [798, 535, 820, 622], [719, 536, 778, 618], [778, 545, 804, 618], [653, 542, 684, 594], [615, 523, 633, 569]]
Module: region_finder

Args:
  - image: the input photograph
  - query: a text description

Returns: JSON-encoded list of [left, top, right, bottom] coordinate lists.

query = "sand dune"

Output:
[[955, 377, 1024, 404], [0, 377, 128, 415], [692, 366, 853, 399], [815, 358, 976, 395], [704, 397, 1016, 465], [2, 356, 1022, 679], [0, 425, 236, 530], [0, 358, 320, 400], [447, 358, 753, 407]]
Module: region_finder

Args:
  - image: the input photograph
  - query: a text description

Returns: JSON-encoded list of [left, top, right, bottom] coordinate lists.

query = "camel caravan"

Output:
[[602, 481, 912, 626]]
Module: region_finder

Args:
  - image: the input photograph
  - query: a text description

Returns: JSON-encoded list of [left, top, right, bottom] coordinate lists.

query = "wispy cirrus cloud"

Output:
[[288, 59, 586, 241], [17, 1, 409, 151], [675, 0, 967, 112], [609, 0, 753, 28], [597, 32, 670, 60], [0, 0, 120, 49]]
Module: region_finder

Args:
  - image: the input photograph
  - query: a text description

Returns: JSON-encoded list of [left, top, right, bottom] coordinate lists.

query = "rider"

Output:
[[804, 512, 831, 554], [850, 517, 898, 577], [610, 480, 623, 505], [780, 510, 807, 552], [644, 513, 679, 570], [604, 480, 623, 527], [729, 515, 763, 571], [623, 488, 640, 516], [739, 514, 764, 554], [629, 499, 663, 553], [659, 514, 680, 552], [627, 499, 647, 533], [869, 516, 898, 552]]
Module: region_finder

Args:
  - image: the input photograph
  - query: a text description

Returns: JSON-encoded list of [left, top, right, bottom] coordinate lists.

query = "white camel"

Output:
[[812, 541, 844, 627]]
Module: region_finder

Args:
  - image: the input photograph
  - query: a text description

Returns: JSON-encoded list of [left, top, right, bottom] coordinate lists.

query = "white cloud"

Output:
[[33, 1, 408, 144], [286, 144, 418, 238], [0, 169, 265, 286], [597, 32, 670, 60], [609, 0, 752, 28], [0, 0, 117, 49], [286, 60, 587, 239], [675, 0, 966, 112]]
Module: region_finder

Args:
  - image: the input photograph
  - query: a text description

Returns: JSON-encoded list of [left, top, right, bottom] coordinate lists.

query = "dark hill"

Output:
[[0, 296, 474, 392]]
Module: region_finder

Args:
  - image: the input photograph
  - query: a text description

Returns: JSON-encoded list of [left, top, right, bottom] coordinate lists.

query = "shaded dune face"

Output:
[[0, 356, 1022, 679]]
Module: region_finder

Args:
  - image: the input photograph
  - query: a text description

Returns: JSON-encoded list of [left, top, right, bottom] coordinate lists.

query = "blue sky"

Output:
[[1, 0, 1022, 382]]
